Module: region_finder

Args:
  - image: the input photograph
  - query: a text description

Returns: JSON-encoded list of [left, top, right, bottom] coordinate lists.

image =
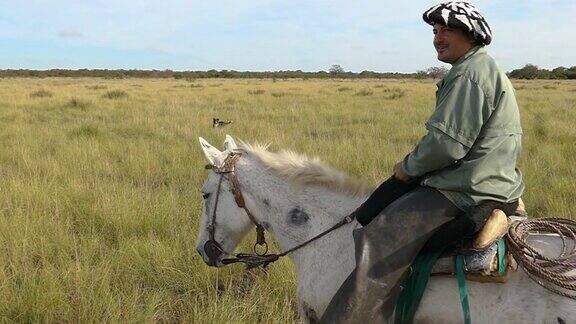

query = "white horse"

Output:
[[196, 136, 575, 323]]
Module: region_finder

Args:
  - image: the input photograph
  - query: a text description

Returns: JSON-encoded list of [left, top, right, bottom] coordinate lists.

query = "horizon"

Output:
[[1, 1, 575, 73], [1, 64, 571, 75]]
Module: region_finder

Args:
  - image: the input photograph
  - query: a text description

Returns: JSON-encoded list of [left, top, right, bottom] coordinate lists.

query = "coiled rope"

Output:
[[506, 217, 576, 299]]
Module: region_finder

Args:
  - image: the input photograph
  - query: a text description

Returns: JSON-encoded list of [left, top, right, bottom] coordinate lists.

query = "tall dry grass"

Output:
[[0, 77, 574, 322]]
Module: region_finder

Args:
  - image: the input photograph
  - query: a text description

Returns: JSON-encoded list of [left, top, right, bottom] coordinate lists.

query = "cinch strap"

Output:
[[456, 255, 471, 324], [497, 238, 506, 276]]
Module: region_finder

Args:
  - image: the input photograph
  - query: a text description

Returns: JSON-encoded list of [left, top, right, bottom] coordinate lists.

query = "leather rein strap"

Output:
[[226, 156, 267, 249], [206, 152, 356, 269]]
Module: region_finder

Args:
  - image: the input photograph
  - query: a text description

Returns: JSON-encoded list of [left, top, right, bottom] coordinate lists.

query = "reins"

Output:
[[205, 152, 356, 269], [223, 211, 356, 268]]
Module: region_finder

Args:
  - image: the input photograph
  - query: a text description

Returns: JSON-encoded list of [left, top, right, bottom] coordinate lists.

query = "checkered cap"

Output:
[[423, 1, 492, 45]]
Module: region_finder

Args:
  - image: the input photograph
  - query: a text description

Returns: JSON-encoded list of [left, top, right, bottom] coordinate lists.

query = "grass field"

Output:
[[0, 77, 575, 322]]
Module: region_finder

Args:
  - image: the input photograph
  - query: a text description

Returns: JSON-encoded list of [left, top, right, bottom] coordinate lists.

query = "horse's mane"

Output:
[[239, 142, 372, 197]]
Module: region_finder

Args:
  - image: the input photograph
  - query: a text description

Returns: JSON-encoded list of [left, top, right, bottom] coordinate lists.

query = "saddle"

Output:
[[393, 200, 528, 324], [431, 198, 527, 282]]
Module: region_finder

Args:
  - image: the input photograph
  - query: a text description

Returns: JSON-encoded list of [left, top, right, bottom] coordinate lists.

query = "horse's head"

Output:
[[196, 135, 255, 267]]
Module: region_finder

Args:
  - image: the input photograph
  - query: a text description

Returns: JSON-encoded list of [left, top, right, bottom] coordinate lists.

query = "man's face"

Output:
[[433, 23, 475, 64]]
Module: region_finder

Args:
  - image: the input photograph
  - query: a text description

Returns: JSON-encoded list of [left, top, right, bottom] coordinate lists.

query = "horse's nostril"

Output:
[[206, 258, 217, 267], [204, 240, 223, 261]]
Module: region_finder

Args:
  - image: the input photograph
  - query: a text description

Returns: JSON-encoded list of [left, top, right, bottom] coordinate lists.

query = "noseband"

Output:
[[204, 152, 356, 268]]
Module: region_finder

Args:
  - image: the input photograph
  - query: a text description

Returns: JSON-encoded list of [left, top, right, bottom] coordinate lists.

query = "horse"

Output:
[[196, 135, 575, 323]]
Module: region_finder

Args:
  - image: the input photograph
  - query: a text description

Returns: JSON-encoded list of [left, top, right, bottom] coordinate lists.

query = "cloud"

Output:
[[1, 0, 575, 71], [58, 30, 82, 39]]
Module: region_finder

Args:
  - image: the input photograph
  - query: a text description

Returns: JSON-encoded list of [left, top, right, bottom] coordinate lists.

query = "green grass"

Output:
[[248, 89, 265, 95], [354, 88, 374, 96], [0, 77, 575, 322], [66, 97, 91, 110], [29, 89, 54, 98], [102, 90, 128, 99]]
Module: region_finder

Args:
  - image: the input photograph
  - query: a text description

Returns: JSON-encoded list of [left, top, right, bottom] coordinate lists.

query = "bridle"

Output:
[[203, 152, 357, 269], [203, 152, 268, 263]]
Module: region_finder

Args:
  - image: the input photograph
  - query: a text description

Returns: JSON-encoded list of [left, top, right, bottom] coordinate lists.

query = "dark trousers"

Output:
[[321, 186, 464, 323], [321, 177, 519, 323], [355, 176, 520, 230]]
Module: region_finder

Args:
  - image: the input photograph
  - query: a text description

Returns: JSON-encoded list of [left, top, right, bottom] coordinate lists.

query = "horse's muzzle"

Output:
[[203, 240, 224, 266]]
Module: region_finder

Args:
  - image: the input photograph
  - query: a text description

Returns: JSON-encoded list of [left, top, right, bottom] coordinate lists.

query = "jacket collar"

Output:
[[453, 45, 484, 67], [437, 46, 485, 88]]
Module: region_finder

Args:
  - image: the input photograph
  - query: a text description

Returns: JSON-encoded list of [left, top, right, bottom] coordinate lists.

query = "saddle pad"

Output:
[[430, 215, 529, 277], [431, 241, 501, 276]]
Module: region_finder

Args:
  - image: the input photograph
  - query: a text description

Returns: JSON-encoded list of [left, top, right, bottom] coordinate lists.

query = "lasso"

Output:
[[506, 218, 576, 299]]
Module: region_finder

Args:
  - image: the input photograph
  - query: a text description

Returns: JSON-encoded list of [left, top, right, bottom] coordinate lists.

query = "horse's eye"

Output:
[[202, 192, 211, 200]]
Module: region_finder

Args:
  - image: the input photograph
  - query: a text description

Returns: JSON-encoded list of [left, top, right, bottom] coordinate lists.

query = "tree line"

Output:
[[0, 64, 573, 79], [507, 64, 576, 79], [0, 68, 418, 80]]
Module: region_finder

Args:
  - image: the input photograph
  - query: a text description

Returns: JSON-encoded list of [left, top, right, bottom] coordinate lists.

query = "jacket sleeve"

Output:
[[402, 127, 469, 177], [402, 75, 490, 178]]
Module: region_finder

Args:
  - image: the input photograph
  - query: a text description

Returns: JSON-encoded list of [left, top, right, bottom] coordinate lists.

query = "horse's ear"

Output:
[[223, 134, 238, 151], [199, 137, 225, 167]]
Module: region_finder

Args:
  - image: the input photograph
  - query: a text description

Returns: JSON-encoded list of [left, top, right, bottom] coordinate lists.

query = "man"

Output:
[[321, 2, 524, 323]]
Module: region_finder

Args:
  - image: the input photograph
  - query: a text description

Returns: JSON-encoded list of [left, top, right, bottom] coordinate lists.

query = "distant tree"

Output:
[[359, 70, 380, 78], [426, 66, 449, 79], [537, 69, 552, 79], [524, 64, 540, 79], [566, 66, 576, 80], [551, 67, 567, 79], [415, 70, 428, 79], [329, 64, 345, 75], [509, 64, 539, 79]]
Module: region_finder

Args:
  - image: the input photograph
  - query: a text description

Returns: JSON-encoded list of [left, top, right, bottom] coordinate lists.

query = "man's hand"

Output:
[[393, 161, 412, 183]]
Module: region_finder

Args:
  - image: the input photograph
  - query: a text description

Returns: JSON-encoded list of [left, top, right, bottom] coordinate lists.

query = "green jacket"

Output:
[[403, 46, 524, 211]]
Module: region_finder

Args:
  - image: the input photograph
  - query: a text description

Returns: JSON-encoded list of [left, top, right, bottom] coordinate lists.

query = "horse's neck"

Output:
[[238, 158, 364, 272]]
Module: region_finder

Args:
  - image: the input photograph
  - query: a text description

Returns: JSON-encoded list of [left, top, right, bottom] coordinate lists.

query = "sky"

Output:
[[0, 0, 575, 73]]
